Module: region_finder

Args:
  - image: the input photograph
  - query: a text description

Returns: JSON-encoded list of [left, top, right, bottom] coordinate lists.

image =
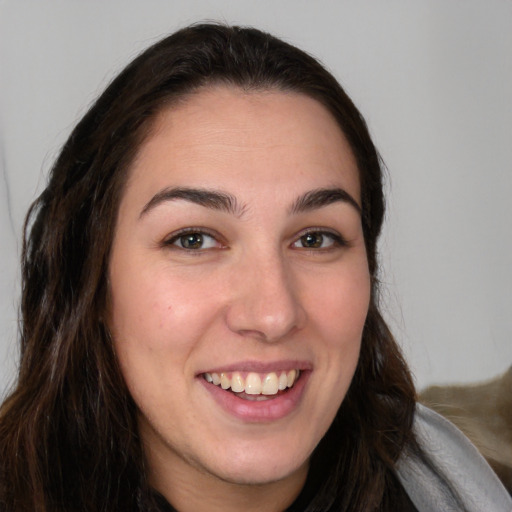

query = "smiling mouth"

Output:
[[203, 370, 301, 400]]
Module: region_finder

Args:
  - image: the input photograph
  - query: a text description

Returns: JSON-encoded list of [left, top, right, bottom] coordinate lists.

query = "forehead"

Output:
[[126, 86, 360, 204]]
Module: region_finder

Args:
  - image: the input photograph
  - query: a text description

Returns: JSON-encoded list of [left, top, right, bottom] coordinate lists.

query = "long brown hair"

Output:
[[0, 24, 416, 511]]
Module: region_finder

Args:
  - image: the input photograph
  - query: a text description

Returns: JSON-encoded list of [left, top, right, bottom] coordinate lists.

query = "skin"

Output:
[[108, 86, 371, 512]]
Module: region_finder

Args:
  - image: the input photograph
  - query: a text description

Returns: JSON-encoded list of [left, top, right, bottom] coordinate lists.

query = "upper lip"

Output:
[[197, 360, 313, 375]]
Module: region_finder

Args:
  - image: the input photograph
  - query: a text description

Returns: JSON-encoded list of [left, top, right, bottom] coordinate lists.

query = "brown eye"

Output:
[[167, 231, 219, 250], [292, 230, 345, 250], [300, 233, 324, 248], [180, 233, 204, 249]]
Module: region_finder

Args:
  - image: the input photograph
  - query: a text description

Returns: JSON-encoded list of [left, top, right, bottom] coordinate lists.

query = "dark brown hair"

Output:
[[0, 23, 416, 511]]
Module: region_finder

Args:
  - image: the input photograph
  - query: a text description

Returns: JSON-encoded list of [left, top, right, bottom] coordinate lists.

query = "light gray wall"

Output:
[[1, 0, 511, 396]]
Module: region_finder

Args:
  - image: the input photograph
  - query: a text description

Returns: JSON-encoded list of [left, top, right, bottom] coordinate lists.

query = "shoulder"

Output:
[[396, 403, 512, 512]]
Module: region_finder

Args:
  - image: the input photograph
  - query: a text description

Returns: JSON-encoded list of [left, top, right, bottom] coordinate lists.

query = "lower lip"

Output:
[[199, 372, 310, 422]]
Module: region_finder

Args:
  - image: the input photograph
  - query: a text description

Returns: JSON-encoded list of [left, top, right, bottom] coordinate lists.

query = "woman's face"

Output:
[[109, 87, 370, 493]]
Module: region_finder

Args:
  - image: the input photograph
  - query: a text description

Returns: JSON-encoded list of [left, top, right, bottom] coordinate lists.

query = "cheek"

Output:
[[108, 271, 206, 403], [308, 264, 371, 341], [300, 268, 369, 441], [108, 260, 225, 371], [306, 260, 370, 407]]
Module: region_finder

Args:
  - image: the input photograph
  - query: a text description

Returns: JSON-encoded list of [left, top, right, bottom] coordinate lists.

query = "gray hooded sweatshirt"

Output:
[[397, 404, 512, 511]]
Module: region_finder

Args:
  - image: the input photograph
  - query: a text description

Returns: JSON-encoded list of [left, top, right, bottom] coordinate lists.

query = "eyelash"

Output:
[[293, 228, 349, 251], [162, 227, 349, 252], [163, 227, 225, 252]]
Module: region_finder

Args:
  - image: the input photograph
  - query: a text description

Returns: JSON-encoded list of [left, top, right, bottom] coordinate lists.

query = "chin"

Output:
[[209, 461, 308, 487], [199, 441, 311, 486]]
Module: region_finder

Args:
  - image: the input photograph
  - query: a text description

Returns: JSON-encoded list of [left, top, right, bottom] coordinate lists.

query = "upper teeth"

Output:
[[204, 370, 300, 396]]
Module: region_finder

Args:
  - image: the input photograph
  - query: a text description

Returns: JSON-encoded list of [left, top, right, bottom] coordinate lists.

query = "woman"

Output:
[[0, 23, 509, 512]]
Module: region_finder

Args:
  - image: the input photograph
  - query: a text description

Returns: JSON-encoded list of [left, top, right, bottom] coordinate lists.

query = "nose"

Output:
[[225, 252, 307, 342]]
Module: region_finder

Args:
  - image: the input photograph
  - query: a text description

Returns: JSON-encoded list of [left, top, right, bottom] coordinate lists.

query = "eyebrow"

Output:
[[139, 185, 361, 219], [140, 187, 245, 218], [289, 187, 361, 215]]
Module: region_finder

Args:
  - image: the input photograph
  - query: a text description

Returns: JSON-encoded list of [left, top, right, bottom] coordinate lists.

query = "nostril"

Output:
[[225, 294, 306, 342]]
